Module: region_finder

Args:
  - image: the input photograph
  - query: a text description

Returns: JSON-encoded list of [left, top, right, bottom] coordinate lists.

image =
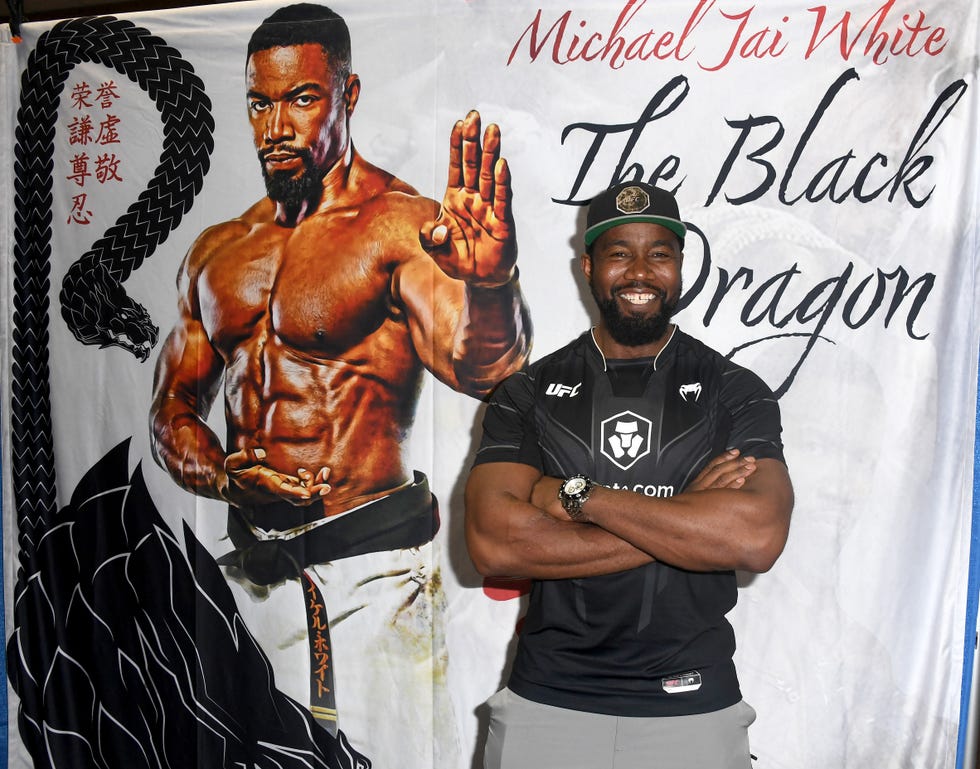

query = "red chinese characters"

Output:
[[64, 79, 124, 225]]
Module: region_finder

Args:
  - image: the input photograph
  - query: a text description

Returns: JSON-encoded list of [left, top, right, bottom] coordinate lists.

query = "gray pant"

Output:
[[483, 688, 756, 769]]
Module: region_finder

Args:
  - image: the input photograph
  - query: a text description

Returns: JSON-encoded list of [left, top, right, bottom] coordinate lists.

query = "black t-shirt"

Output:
[[474, 328, 786, 717]]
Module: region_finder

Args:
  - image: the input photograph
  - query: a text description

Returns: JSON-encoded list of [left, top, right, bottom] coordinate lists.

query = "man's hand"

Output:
[[686, 449, 757, 492], [221, 448, 331, 508], [529, 476, 564, 520], [419, 110, 516, 288]]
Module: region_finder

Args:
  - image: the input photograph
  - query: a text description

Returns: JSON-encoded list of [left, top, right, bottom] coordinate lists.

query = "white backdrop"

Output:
[[1, 1, 979, 767]]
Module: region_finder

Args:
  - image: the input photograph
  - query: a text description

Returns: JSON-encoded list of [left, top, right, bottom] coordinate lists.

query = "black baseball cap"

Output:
[[584, 182, 686, 248]]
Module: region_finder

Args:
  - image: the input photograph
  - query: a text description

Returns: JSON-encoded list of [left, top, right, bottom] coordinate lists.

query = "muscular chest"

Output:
[[535, 359, 726, 487], [197, 219, 399, 357]]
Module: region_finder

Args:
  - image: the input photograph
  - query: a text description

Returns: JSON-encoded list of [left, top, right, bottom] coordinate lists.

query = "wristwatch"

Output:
[[558, 474, 595, 521]]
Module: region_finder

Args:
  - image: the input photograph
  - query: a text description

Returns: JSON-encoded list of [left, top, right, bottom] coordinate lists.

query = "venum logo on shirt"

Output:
[[600, 410, 651, 470], [679, 382, 702, 402]]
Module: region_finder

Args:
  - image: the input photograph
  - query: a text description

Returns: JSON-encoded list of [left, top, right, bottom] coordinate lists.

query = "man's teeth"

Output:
[[622, 292, 655, 305]]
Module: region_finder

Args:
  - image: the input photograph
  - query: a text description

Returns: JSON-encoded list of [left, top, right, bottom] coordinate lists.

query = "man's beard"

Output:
[[591, 281, 679, 347], [260, 148, 324, 211]]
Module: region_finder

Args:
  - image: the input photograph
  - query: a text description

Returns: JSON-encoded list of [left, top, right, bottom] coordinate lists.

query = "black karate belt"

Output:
[[218, 471, 439, 586], [303, 572, 338, 734]]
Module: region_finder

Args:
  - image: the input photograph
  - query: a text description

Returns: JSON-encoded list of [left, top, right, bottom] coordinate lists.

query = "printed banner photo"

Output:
[[0, 1, 978, 768]]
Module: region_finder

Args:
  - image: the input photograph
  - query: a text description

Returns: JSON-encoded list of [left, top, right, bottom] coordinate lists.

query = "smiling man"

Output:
[[465, 182, 794, 769], [149, 3, 530, 765]]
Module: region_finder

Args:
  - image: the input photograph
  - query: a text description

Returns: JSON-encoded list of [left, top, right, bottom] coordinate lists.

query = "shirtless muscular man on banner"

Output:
[[149, 4, 530, 763]]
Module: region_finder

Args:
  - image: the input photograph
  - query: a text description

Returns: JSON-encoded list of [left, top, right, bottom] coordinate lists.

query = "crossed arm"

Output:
[[464, 452, 793, 580]]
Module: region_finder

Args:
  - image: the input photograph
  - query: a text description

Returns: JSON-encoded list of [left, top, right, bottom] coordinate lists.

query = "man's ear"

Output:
[[344, 74, 361, 116], [580, 252, 592, 282]]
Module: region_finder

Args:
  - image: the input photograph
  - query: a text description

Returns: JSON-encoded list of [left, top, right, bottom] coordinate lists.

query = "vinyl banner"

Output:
[[1, 1, 978, 767]]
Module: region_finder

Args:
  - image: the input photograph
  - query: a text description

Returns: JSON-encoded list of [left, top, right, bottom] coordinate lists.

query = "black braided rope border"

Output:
[[12, 15, 213, 569]]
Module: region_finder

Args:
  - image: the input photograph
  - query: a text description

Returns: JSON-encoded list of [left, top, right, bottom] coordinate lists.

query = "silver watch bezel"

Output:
[[558, 474, 594, 521]]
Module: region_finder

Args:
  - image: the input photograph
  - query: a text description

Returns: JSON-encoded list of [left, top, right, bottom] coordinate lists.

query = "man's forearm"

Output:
[[468, 508, 653, 580], [465, 474, 653, 580], [581, 461, 793, 573], [150, 403, 229, 502], [452, 272, 532, 396]]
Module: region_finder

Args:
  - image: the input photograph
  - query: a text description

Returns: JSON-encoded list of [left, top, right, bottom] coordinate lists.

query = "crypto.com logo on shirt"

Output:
[[600, 410, 651, 471]]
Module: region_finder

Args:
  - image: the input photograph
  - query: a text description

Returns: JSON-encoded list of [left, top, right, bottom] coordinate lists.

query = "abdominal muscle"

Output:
[[223, 326, 423, 526]]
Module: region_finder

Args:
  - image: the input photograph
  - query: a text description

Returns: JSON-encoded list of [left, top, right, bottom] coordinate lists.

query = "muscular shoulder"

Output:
[[173, 207, 270, 312], [673, 330, 770, 394], [477, 336, 590, 469], [297, 166, 437, 266], [183, 195, 278, 271], [362, 177, 438, 237], [351, 152, 424, 198], [361, 186, 438, 229], [347, 153, 436, 223], [293, 196, 436, 279], [673, 330, 785, 458]]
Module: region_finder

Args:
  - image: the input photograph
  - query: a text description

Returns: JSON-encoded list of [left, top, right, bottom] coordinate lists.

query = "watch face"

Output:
[[564, 477, 587, 495]]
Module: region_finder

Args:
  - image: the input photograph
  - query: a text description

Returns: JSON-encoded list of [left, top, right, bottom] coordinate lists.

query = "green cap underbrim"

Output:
[[584, 215, 687, 248]]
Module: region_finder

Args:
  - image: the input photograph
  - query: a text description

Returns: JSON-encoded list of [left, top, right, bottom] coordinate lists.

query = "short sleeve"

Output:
[[722, 366, 786, 464], [472, 368, 544, 470]]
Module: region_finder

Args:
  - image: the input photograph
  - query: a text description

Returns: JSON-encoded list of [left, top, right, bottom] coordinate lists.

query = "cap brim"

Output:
[[585, 215, 687, 247]]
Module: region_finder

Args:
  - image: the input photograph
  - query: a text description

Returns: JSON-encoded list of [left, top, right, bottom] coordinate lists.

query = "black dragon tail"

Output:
[[12, 15, 213, 568]]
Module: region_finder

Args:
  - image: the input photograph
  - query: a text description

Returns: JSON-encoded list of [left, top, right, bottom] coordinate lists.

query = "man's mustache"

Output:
[[258, 146, 313, 163], [614, 281, 667, 299]]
